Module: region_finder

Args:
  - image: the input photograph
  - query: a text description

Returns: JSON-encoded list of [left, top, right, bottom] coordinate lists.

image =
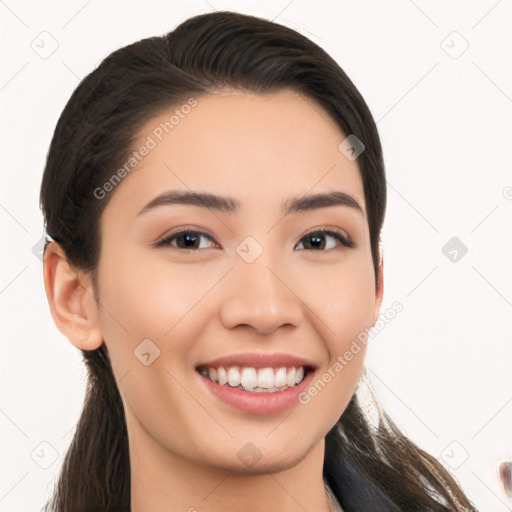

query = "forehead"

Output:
[[103, 89, 366, 219]]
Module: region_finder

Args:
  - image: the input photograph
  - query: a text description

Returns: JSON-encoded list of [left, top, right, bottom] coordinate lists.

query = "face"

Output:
[[94, 89, 382, 474]]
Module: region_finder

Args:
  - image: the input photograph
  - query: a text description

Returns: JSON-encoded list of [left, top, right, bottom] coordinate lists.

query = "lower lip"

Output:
[[198, 370, 314, 415]]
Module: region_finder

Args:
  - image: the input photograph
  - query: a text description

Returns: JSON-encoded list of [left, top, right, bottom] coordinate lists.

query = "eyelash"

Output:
[[154, 228, 355, 251]]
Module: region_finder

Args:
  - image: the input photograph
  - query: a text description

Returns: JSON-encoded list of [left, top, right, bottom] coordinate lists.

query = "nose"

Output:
[[219, 253, 304, 336]]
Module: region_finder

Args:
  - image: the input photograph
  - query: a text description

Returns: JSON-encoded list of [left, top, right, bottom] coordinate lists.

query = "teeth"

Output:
[[208, 367, 218, 383], [227, 366, 241, 387], [274, 367, 287, 388], [240, 367, 258, 388], [199, 365, 307, 392], [295, 366, 304, 384], [286, 367, 296, 387], [258, 368, 275, 389], [218, 366, 227, 385]]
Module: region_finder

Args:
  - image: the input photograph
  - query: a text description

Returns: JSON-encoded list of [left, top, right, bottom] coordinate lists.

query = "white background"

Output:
[[1, 1, 511, 510]]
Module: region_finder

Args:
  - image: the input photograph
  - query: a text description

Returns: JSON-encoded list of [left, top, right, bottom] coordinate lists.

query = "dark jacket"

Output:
[[329, 456, 454, 512]]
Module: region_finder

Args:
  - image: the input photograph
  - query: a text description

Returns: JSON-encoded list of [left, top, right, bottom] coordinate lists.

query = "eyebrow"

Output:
[[137, 190, 363, 217]]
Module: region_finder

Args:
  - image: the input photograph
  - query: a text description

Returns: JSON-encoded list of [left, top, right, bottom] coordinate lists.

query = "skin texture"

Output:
[[44, 89, 384, 511]]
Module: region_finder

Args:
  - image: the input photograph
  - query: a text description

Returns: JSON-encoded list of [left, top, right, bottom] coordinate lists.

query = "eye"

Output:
[[153, 227, 354, 252], [154, 229, 219, 251], [295, 229, 354, 251]]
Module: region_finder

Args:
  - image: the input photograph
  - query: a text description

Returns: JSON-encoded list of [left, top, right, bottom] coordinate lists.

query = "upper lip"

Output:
[[196, 352, 318, 370]]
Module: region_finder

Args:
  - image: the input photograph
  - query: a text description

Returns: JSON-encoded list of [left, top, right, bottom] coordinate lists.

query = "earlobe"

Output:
[[43, 241, 103, 350], [372, 253, 384, 326]]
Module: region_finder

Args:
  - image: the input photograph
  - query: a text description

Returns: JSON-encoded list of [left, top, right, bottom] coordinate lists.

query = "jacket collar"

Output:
[[329, 455, 399, 512]]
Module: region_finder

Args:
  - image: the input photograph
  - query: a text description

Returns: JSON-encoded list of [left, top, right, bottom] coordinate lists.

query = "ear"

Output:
[[43, 241, 103, 350], [372, 252, 384, 326]]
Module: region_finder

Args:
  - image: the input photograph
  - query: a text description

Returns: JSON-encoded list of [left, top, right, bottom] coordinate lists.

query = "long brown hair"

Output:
[[40, 11, 476, 511]]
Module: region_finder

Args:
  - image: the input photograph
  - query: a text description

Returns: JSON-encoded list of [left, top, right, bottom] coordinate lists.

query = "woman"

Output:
[[40, 10, 476, 512]]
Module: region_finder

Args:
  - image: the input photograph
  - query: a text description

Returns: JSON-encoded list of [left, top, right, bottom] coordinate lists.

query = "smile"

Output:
[[196, 364, 315, 414], [197, 365, 306, 393]]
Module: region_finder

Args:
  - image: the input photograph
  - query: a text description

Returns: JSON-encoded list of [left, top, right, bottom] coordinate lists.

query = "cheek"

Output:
[[94, 247, 227, 367], [308, 253, 377, 347], [297, 256, 375, 418], [98, 248, 180, 330]]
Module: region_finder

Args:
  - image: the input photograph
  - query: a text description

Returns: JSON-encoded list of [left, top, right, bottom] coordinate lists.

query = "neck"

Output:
[[129, 422, 333, 512]]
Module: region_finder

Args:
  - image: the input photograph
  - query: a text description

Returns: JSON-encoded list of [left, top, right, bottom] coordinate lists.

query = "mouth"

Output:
[[195, 353, 317, 415], [196, 364, 311, 393], [196, 365, 314, 415]]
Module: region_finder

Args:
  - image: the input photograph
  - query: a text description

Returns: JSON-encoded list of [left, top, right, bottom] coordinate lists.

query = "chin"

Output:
[[211, 444, 312, 476]]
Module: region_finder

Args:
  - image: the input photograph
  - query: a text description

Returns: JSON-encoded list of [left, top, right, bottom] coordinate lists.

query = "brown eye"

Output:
[[295, 229, 354, 251], [155, 230, 218, 250]]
